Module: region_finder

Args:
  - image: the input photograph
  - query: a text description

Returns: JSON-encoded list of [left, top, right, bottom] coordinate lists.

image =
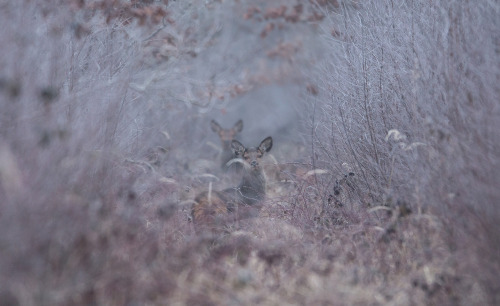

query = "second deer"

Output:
[[192, 136, 273, 232], [210, 119, 243, 170]]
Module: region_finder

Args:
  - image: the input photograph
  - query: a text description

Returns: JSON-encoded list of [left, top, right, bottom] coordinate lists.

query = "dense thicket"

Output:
[[0, 1, 498, 304]]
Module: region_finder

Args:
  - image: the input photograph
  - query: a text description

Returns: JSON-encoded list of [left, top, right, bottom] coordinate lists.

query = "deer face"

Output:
[[231, 137, 273, 171], [211, 120, 243, 150]]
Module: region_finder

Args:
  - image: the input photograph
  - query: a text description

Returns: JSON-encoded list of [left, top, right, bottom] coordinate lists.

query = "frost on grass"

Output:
[[0, 1, 498, 305]]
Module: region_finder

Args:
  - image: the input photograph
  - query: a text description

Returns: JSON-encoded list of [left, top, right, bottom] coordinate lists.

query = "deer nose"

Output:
[[251, 160, 258, 167]]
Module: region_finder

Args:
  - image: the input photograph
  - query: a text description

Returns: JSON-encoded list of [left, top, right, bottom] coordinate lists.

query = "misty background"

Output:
[[0, 1, 499, 305]]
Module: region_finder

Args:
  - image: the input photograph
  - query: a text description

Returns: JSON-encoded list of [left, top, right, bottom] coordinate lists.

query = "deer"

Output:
[[210, 119, 243, 170], [191, 136, 273, 233]]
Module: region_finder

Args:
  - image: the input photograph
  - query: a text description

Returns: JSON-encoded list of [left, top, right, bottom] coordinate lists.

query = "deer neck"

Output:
[[220, 149, 232, 164], [237, 169, 266, 205]]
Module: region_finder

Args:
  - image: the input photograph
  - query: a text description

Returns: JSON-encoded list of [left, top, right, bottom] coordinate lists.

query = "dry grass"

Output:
[[0, 1, 498, 305]]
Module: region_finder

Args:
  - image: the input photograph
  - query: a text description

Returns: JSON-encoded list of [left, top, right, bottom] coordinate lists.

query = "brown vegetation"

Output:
[[0, 1, 498, 305]]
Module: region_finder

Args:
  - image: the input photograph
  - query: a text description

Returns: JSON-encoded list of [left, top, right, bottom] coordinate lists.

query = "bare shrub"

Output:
[[1, 0, 498, 305], [310, 1, 500, 303]]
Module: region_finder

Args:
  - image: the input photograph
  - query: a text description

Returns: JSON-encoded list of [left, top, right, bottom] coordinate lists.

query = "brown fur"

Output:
[[192, 137, 273, 233], [192, 190, 232, 232], [210, 119, 243, 169]]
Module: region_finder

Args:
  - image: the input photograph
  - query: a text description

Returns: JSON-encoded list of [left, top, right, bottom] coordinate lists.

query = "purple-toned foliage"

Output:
[[310, 0, 500, 301], [0, 0, 498, 305]]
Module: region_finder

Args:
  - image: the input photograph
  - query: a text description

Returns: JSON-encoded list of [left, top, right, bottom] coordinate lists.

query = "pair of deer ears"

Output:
[[231, 137, 273, 155], [210, 119, 243, 133]]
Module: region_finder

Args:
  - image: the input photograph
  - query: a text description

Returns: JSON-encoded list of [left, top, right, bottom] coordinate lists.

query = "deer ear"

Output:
[[231, 140, 245, 156], [210, 120, 221, 133], [233, 120, 243, 133], [259, 137, 273, 153]]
